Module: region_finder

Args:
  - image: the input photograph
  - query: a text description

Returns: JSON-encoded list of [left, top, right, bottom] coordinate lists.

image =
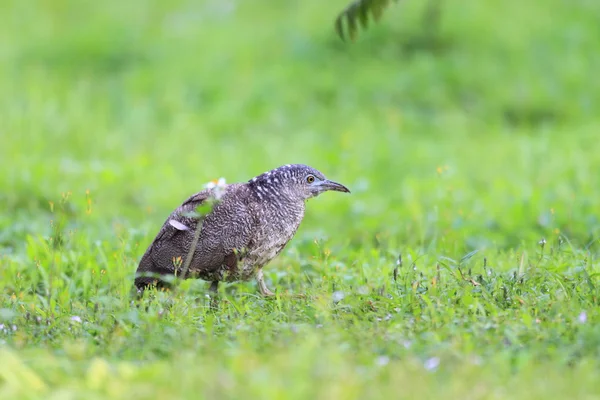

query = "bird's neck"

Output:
[[249, 184, 303, 211]]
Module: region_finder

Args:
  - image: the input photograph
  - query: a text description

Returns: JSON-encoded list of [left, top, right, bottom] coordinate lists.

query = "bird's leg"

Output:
[[256, 269, 275, 297], [208, 281, 219, 295], [208, 281, 220, 310]]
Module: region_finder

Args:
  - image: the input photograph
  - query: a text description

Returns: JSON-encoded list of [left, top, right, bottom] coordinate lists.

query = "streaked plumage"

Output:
[[135, 164, 350, 296]]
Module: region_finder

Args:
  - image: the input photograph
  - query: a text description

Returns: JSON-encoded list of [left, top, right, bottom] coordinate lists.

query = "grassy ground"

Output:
[[1, 0, 600, 398]]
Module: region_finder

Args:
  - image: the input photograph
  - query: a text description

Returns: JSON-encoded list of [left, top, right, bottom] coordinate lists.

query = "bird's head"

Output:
[[249, 164, 350, 201]]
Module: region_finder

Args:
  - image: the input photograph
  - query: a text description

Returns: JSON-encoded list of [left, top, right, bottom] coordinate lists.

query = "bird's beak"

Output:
[[319, 179, 351, 193]]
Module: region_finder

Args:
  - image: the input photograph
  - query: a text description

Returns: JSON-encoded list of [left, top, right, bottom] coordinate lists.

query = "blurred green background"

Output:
[[1, 0, 600, 398], [1, 0, 599, 253]]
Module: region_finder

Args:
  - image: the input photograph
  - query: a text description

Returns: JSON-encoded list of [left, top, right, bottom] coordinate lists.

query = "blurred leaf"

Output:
[[438, 256, 457, 266], [0, 308, 17, 321], [460, 250, 479, 266], [0, 349, 48, 394], [335, 0, 399, 41]]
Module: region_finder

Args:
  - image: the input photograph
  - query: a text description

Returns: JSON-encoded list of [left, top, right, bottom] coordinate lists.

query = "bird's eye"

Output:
[[306, 175, 315, 183]]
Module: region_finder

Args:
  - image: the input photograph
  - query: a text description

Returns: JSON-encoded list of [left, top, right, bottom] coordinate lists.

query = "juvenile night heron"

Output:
[[134, 164, 350, 296]]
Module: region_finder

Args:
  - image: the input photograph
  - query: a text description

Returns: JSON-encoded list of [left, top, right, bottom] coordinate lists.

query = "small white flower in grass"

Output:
[[71, 316, 82, 323], [376, 356, 390, 366], [11, 325, 17, 331], [578, 311, 587, 324], [0, 323, 4, 331], [424, 357, 440, 371], [332, 291, 345, 303]]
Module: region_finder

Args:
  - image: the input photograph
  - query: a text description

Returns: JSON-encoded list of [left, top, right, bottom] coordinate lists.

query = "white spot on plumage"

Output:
[[169, 220, 190, 231]]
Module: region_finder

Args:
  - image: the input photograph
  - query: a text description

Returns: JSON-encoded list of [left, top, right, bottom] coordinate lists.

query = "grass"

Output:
[[1, 0, 600, 398]]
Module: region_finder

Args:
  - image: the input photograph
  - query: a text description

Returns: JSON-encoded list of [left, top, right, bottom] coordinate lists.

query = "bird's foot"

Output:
[[260, 288, 276, 297], [255, 270, 307, 299], [256, 269, 276, 297], [278, 291, 306, 299], [258, 282, 276, 297]]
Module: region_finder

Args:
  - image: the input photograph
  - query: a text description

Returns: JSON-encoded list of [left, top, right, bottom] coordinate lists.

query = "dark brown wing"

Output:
[[152, 190, 211, 243], [135, 189, 211, 288]]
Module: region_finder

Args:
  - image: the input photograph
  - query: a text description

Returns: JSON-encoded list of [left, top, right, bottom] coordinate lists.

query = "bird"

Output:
[[134, 164, 350, 296]]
